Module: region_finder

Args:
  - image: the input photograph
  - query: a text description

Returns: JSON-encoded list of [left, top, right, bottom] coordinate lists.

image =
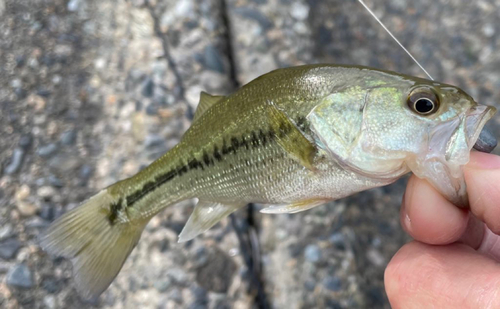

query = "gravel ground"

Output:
[[1, 0, 499, 308]]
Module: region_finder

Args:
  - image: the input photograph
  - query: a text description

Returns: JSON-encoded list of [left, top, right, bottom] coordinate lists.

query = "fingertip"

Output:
[[465, 153, 500, 235], [403, 175, 468, 245]]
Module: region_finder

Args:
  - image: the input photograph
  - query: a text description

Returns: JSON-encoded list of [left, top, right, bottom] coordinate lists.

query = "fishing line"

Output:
[[357, 0, 434, 81]]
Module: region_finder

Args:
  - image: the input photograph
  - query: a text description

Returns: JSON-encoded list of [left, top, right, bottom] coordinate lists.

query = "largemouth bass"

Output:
[[40, 64, 496, 299]]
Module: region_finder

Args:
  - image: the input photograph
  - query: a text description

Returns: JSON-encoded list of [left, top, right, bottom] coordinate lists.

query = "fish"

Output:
[[39, 64, 496, 300]]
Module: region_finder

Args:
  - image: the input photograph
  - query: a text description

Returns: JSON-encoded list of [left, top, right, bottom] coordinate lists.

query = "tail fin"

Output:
[[39, 190, 148, 300]]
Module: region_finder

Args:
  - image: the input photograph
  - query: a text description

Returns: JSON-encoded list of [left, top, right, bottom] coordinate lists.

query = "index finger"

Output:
[[464, 152, 500, 234], [401, 152, 500, 246]]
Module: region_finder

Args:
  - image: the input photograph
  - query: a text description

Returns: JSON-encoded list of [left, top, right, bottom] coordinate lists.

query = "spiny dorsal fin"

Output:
[[266, 102, 317, 171], [260, 198, 328, 214], [193, 92, 225, 122], [178, 200, 243, 242]]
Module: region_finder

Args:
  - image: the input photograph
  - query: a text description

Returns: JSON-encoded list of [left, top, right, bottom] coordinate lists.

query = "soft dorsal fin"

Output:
[[266, 102, 317, 171], [178, 200, 243, 242], [260, 198, 328, 214], [193, 92, 225, 122]]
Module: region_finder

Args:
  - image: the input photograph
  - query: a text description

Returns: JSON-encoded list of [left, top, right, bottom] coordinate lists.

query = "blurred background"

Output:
[[0, 0, 499, 308]]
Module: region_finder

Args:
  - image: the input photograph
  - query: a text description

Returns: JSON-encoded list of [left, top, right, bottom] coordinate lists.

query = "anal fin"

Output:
[[178, 200, 244, 242], [260, 198, 328, 214]]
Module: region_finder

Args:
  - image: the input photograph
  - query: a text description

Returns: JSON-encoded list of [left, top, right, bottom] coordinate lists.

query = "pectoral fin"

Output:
[[178, 200, 243, 242], [193, 92, 225, 122], [266, 102, 317, 170], [260, 198, 328, 214]]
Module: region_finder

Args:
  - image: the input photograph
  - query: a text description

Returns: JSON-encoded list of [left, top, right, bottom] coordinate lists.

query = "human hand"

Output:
[[385, 152, 500, 308]]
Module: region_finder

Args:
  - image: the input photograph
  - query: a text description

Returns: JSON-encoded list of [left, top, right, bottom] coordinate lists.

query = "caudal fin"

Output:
[[39, 190, 148, 300]]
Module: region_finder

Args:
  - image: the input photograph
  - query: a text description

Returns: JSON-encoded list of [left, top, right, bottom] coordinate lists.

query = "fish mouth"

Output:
[[469, 106, 498, 153], [409, 104, 496, 207]]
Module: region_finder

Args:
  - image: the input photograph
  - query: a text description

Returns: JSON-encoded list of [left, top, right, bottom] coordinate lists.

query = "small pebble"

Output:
[[168, 288, 183, 303], [48, 175, 64, 187], [203, 45, 225, 73], [167, 268, 188, 285], [43, 295, 57, 309], [7, 264, 34, 289], [37, 186, 56, 198], [190, 285, 208, 308], [79, 164, 93, 185], [146, 103, 159, 115], [290, 2, 309, 21], [0, 239, 21, 260], [329, 232, 346, 250], [41, 276, 62, 293], [141, 77, 155, 98], [67, 0, 83, 12], [154, 277, 172, 292], [0, 224, 13, 241], [37, 143, 58, 158], [60, 129, 77, 145], [4, 148, 25, 174], [304, 244, 322, 263], [39, 204, 55, 221], [19, 134, 33, 150], [323, 276, 342, 292], [17, 202, 39, 216]]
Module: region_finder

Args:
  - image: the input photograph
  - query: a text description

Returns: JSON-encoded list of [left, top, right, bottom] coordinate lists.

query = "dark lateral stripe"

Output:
[[126, 169, 177, 206], [124, 116, 309, 208], [108, 198, 123, 224]]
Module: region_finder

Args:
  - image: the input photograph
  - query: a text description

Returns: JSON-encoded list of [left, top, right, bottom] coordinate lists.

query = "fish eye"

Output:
[[407, 88, 440, 115]]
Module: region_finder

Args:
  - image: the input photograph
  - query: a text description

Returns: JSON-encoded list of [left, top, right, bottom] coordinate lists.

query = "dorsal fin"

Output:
[[193, 92, 225, 122]]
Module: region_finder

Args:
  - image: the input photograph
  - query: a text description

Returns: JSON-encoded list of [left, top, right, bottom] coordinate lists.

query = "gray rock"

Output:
[[0, 239, 21, 260], [0, 224, 13, 241], [203, 45, 226, 73], [323, 276, 342, 292], [19, 134, 33, 150], [304, 280, 316, 291], [290, 2, 309, 21], [7, 264, 34, 289], [60, 129, 77, 145], [67, 0, 83, 12], [192, 246, 208, 268], [154, 277, 172, 292], [189, 285, 208, 309], [304, 244, 321, 263], [79, 164, 93, 185], [42, 276, 62, 294], [4, 148, 25, 174], [329, 232, 346, 250], [48, 154, 79, 172], [144, 134, 165, 149], [37, 143, 58, 158], [48, 174, 64, 187], [168, 288, 183, 303], [141, 77, 155, 98], [39, 204, 55, 221], [43, 295, 57, 309], [145, 103, 159, 115], [167, 268, 189, 285]]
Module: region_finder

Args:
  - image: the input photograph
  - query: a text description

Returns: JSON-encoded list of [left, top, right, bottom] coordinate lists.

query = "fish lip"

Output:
[[408, 104, 496, 207], [466, 105, 497, 151]]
